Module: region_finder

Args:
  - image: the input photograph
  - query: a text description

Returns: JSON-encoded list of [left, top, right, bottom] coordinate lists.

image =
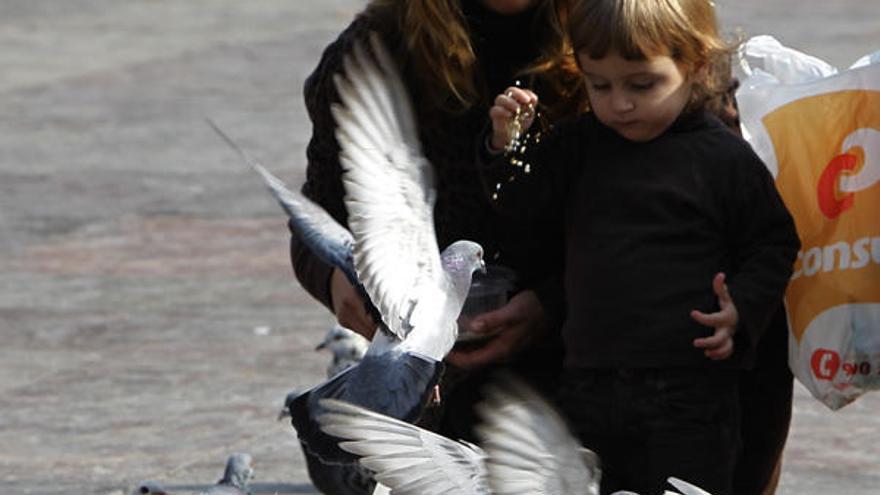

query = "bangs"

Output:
[[569, 0, 702, 62]]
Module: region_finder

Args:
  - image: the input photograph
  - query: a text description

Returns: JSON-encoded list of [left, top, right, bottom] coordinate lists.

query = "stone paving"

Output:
[[0, 1, 877, 494]]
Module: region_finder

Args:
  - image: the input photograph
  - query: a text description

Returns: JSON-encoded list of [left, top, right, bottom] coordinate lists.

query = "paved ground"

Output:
[[0, 1, 877, 494]]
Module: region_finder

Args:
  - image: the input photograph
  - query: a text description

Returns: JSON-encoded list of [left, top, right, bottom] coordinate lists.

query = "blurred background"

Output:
[[0, 1, 877, 493]]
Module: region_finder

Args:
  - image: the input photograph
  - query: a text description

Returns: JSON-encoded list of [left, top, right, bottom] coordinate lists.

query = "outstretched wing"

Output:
[[318, 398, 490, 495], [208, 119, 359, 286], [476, 375, 601, 495], [332, 34, 443, 340]]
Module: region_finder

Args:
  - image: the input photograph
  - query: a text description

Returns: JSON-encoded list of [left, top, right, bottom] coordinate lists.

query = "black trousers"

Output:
[[558, 367, 741, 495]]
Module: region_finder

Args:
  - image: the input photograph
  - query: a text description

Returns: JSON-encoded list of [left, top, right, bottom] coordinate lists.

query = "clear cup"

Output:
[[457, 265, 517, 342]]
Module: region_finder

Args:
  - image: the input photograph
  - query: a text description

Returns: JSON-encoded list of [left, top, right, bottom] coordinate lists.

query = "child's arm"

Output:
[[707, 146, 801, 360]]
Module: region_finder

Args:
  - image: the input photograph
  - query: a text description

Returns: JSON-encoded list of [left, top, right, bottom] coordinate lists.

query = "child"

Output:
[[480, 0, 800, 493]]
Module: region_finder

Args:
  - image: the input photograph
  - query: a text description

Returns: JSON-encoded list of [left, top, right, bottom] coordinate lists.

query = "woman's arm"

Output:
[[291, 19, 378, 338]]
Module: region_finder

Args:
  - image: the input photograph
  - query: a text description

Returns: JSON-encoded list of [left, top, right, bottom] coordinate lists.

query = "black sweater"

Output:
[[481, 110, 801, 369]]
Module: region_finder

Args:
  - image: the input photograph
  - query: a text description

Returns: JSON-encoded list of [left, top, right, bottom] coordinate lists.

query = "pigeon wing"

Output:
[[332, 34, 443, 340], [208, 120, 358, 286], [476, 375, 601, 495], [318, 398, 490, 495], [666, 477, 714, 495]]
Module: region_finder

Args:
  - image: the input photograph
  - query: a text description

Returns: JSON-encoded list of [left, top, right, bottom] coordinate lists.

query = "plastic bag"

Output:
[[736, 35, 880, 410]]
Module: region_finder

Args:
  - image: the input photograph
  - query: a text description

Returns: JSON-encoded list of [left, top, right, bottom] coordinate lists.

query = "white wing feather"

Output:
[[666, 477, 714, 495], [333, 34, 442, 340], [477, 377, 600, 495], [318, 399, 490, 495]]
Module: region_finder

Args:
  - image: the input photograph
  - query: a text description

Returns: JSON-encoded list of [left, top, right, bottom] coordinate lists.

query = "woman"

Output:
[[290, 0, 588, 454]]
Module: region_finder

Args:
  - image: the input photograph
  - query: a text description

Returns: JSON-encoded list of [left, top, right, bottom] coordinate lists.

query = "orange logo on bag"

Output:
[[816, 128, 880, 219], [762, 90, 880, 341]]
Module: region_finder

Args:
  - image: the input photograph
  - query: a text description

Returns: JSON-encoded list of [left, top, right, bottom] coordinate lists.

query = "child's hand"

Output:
[[489, 86, 538, 152], [691, 272, 739, 360]]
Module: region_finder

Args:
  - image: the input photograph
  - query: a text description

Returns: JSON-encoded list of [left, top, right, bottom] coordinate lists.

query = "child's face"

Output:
[[577, 50, 693, 142]]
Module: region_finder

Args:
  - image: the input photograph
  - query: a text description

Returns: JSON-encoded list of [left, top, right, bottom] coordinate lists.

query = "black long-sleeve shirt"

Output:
[[481, 110, 800, 369]]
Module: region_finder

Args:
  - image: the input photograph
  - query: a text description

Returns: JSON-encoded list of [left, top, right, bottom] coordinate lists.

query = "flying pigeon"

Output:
[[316, 373, 601, 495], [198, 453, 254, 495], [212, 33, 484, 494]]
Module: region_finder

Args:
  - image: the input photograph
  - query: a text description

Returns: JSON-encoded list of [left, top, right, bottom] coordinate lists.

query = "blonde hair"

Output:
[[568, 0, 731, 109], [364, 0, 588, 119]]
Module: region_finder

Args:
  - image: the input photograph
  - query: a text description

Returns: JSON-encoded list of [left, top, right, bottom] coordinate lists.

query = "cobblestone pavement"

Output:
[[0, 1, 877, 494]]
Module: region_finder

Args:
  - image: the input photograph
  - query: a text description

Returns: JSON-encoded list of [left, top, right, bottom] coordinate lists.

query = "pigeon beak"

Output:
[[277, 408, 291, 421], [478, 259, 487, 274], [315, 342, 327, 351]]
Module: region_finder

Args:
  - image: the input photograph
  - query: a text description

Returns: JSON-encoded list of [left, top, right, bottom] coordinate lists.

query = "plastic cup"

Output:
[[457, 265, 517, 342]]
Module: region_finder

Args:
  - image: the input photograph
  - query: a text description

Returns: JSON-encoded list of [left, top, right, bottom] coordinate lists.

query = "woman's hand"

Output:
[[489, 86, 539, 152], [446, 290, 549, 370], [329, 268, 376, 340], [691, 272, 739, 360]]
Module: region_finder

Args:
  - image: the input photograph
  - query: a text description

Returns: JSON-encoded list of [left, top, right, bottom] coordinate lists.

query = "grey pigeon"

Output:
[[316, 324, 369, 378], [130, 481, 169, 495], [278, 34, 484, 494], [317, 374, 601, 495], [198, 453, 254, 495]]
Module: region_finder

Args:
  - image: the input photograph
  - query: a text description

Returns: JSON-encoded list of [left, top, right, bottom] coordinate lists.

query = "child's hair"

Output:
[[567, 0, 732, 110]]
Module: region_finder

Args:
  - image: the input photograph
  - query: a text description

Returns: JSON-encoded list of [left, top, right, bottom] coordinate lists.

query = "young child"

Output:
[[480, 1, 800, 493]]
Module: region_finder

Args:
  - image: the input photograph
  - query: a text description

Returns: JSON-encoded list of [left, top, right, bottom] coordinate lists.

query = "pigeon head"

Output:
[[315, 324, 369, 358], [440, 240, 486, 300], [441, 240, 486, 277], [218, 453, 254, 489], [130, 481, 168, 495]]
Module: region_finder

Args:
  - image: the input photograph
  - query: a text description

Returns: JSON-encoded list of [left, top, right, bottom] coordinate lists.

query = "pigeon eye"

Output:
[[140, 487, 150, 494]]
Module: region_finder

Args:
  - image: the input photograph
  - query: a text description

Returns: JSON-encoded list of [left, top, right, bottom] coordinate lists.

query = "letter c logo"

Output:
[[811, 348, 841, 380]]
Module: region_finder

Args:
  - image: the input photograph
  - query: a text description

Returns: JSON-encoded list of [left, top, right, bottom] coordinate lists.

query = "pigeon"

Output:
[[316, 373, 601, 495], [198, 453, 254, 495], [213, 34, 484, 494], [130, 481, 169, 495], [316, 324, 369, 378]]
